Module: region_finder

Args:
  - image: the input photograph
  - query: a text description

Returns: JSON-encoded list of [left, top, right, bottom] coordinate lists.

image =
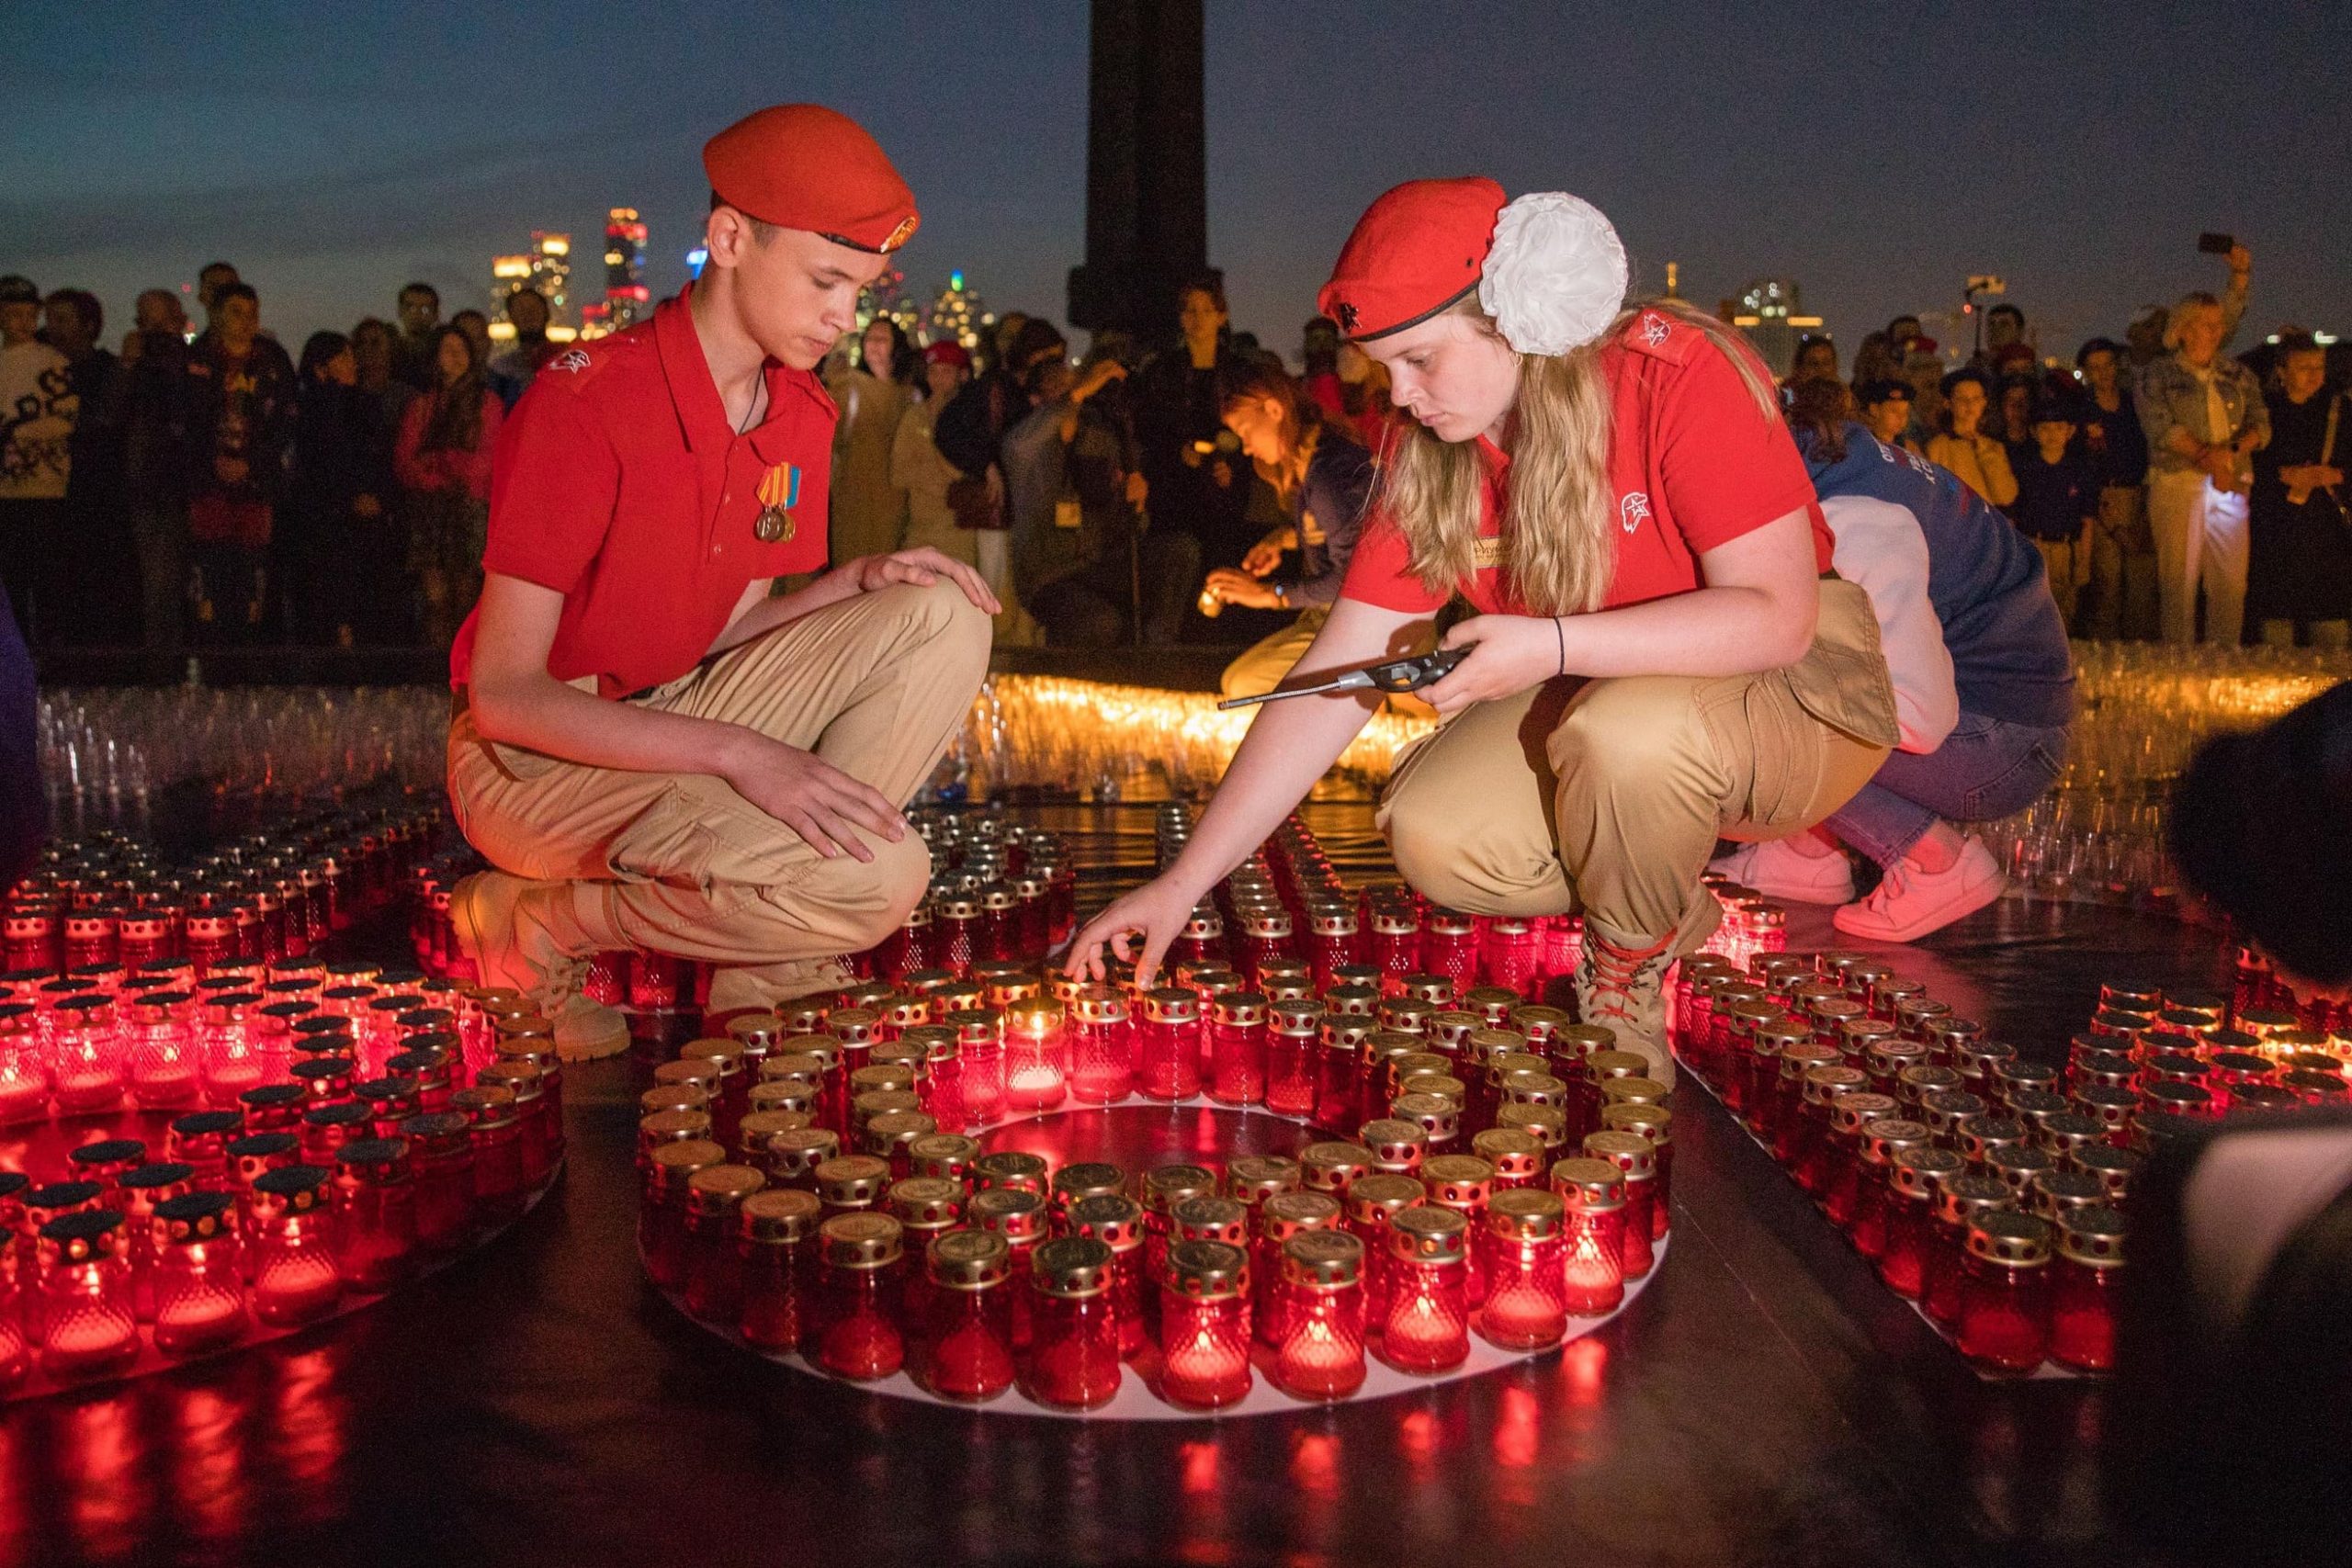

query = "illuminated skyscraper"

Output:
[[926, 271, 993, 352], [492, 231, 572, 323], [603, 208, 650, 332], [1731, 277, 1823, 378]]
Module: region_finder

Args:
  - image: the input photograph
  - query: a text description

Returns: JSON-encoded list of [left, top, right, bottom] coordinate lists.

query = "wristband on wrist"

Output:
[[1555, 616, 1566, 677]]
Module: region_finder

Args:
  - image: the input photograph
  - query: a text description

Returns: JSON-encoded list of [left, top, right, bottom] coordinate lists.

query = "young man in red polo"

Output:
[[447, 104, 997, 1057]]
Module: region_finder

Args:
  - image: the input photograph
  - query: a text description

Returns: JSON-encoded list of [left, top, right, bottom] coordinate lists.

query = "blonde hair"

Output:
[[1371, 296, 1777, 615], [2164, 290, 2222, 351]]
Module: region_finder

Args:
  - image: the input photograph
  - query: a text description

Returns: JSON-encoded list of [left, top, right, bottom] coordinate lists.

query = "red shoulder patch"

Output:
[[1620, 309, 1698, 366]]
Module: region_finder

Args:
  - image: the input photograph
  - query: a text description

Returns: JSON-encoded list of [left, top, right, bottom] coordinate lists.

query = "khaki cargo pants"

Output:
[[1378, 578, 1899, 952], [447, 579, 990, 1012]]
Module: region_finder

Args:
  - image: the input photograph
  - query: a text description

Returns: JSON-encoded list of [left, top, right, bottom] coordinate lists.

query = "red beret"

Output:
[[1317, 176, 1505, 342], [703, 104, 919, 254], [922, 340, 971, 370]]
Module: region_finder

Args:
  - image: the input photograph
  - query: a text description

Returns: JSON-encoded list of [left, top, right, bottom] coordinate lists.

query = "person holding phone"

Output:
[[2137, 287, 2268, 644], [1065, 178, 1898, 1079]]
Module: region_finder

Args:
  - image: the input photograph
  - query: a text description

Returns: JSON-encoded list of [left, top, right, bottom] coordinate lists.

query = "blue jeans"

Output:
[[1824, 711, 2069, 868]]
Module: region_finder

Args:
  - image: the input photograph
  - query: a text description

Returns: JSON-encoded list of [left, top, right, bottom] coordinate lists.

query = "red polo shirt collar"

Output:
[[655, 283, 833, 468]]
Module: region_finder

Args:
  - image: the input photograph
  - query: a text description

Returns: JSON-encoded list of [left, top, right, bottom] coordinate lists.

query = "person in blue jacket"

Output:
[[1713, 381, 2075, 941]]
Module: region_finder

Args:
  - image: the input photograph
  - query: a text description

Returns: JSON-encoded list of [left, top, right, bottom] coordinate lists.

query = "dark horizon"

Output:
[[7, 0, 2347, 361]]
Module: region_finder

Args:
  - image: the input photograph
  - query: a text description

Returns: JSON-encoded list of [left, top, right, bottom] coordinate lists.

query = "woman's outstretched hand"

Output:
[[1062, 874, 1203, 991]]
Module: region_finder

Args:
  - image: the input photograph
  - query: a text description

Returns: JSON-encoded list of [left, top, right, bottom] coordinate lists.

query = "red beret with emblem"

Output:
[[1317, 176, 1505, 342], [704, 104, 920, 254]]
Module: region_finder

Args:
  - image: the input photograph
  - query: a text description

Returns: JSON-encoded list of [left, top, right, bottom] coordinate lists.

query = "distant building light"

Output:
[[950, 270, 965, 292], [1788, 316, 1823, 327], [538, 236, 570, 257], [547, 325, 579, 343], [2316, 331, 2339, 344], [1733, 315, 1762, 327], [487, 321, 516, 342]]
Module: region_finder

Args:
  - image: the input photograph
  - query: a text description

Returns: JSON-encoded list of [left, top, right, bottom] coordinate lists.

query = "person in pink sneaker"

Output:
[[1713, 381, 2075, 942], [1063, 178, 1899, 1080]]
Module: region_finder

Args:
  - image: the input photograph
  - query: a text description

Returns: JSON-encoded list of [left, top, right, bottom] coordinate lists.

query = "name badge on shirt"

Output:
[[1471, 536, 1506, 570], [754, 462, 802, 544]]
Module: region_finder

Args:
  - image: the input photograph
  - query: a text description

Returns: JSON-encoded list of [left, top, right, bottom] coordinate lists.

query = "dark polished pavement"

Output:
[[0, 802, 2237, 1568]]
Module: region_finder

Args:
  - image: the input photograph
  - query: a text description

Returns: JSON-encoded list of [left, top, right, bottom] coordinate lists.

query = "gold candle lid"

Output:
[[1391, 1092, 1461, 1145], [1141, 1162, 1219, 1213], [677, 1037, 747, 1077], [652, 1059, 723, 1091], [1582, 1129, 1656, 1181], [1889, 1145, 1965, 1201], [1386, 1203, 1469, 1264], [1170, 1194, 1250, 1246], [1486, 1185, 1565, 1242], [1426, 1010, 1482, 1051], [814, 1153, 892, 1207], [847, 1063, 917, 1097], [1600, 1076, 1670, 1109], [1493, 1102, 1567, 1148], [1281, 1227, 1364, 1290], [851, 1089, 922, 1130], [819, 1211, 902, 1269], [763, 1045, 834, 1083], [639, 1108, 713, 1148], [738, 1108, 814, 1159], [967, 1184, 1046, 1242], [1068, 1192, 1145, 1249], [685, 1162, 766, 1213], [1299, 1142, 1375, 1194], [1164, 1238, 1248, 1300], [1470, 1126, 1544, 1176], [740, 1187, 822, 1245], [972, 1150, 1050, 1195], [725, 1012, 790, 1053], [1549, 1156, 1625, 1211], [1464, 1026, 1530, 1064], [1964, 1209, 2052, 1268], [1548, 1023, 1617, 1063], [1032, 1235, 1114, 1298], [1420, 1154, 1496, 1209], [1050, 1161, 1129, 1211], [649, 1137, 728, 1190], [1258, 1189, 1342, 1243], [765, 1126, 842, 1181], [1828, 1091, 1899, 1136], [927, 1225, 1011, 1290], [886, 1175, 965, 1231], [1319, 1017, 1375, 1053], [908, 1133, 982, 1182], [1359, 1117, 1430, 1170], [1585, 1050, 1650, 1083], [1860, 1117, 1932, 1164], [1222, 1156, 1302, 1206], [1343, 1172, 1426, 1224], [1599, 1103, 1671, 1148]]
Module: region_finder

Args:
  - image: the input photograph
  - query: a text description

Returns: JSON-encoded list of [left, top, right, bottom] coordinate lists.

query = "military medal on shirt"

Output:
[[754, 461, 801, 543]]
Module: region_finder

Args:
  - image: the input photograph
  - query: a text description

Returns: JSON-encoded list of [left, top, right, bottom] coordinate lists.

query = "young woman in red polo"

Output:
[[447, 105, 997, 1057], [1069, 178, 1899, 1079]]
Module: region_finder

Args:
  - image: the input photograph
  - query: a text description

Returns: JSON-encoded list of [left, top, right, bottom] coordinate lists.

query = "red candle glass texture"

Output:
[[1478, 918, 1540, 1001], [150, 1190, 248, 1356], [1955, 1213, 2052, 1373], [1475, 1189, 1568, 1350], [1021, 1236, 1123, 1410], [2048, 1208, 2125, 1373], [950, 1010, 1007, 1126], [811, 1213, 905, 1381], [1273, 1230, 1366, 1401], [737, 1188, 823, 1353], [1002, 998, 1069, 1116], [1159, 1240, 1253, 1409], [249, 1165, 342, 1326], [1207, 991, 1269, 1108], [1369, 910, 1419, 993], [1550, 1158, 1627, 1316], [1379, 1206, 1472, 1372], [1136, 989, 1203, 1101], [1067, 988, 1134, 1105], [921, 1229, 1017, 1402], [37, 1211, 140, 1380]]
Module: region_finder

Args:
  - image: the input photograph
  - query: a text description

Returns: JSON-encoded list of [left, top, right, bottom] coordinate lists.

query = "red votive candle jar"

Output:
[[1271, 1229, 1366, 1401], [1237, 910, 1296, 991], [1171, 907, 1226, 973], [1379, 1205, 1471, 1371], [1877, 1146, 1964, 1299], [737, 1187, 822, 1352], [640, 1138, 725, 1291], [330, 1138, 417, 1292], [1471, 1127, 1546, 1193], [1207, 990, 1269, 1107], [1369, 908, 1420, 993], [300, 1100, 373, 1168], [1306, 907, 1361, 994], [1582, 1131, 1657, 1280], [1598, 1102, 1673, 1239], [1140, 1165, 1218, 1335], [1924, 1174, 2012, 1328], [150, 1190, 246, 1357], [1420, 1154, 1496, 1307], [1067, 1192, 1148, 1355], [918, 1227, 1016, 1401], [1342, 1172, 1424, 1327], [399, 1111, 476, 1252], [1068, 987, 1135, 1105], [1314, 1017, 1374, 1134], [476, 1060, 554, 1188], [453, 1083, 526, 1224], [1251, 1189, 1341, 1345], [0, 1008, 46, 1124], [1003, 998, 1069, 1116], [680, 1162, 764, 1325], [1023, 1235, 1123, 1409], [1476, 1187, 1568, 1349], [1419, 910, 1477, 1000], [1957, 1211, 2052, 1373], [1159, 1239, 1253, 1409], [1137, 988, 1203, 1101], [50, 995, 125, 1114], [811, 1213, 906, 1380], [1479, 917, 1540, 1000], [1844, 1117, 1931, 1258], [116, 1162, 193, 1318], [167, 1110, 244, 1191], [1550, 1157, 1627, 1315], [1818, 1091, 1899, 1225], [37, 1211, 138, 1381], [2049, 1205, 2126, 1373], [950, 1009, 1007, 1125], [931, 894, 979, 977], [248, 1164, 342, 1327]]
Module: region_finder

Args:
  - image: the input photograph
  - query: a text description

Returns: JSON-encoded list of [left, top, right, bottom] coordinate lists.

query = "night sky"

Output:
[[9, 1, 2347, 362]]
